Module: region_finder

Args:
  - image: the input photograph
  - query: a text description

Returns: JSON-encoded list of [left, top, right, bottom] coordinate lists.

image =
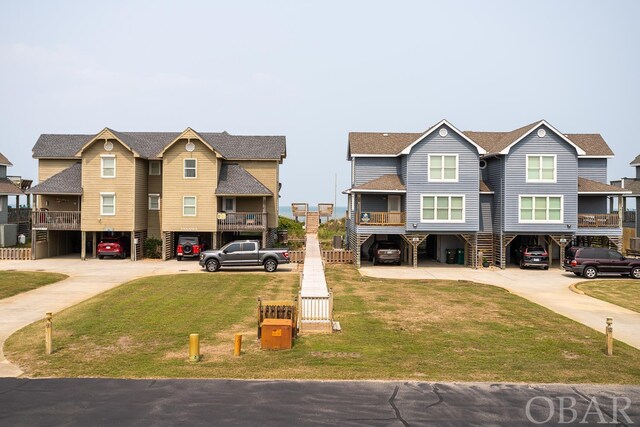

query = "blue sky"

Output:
[[1, 1, 639, 206]]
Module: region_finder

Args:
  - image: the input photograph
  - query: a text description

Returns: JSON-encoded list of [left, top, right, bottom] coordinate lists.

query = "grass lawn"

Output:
[[576, 280, 640, 313], [0, 271, 68, 300], [6, 265, 640, 383]]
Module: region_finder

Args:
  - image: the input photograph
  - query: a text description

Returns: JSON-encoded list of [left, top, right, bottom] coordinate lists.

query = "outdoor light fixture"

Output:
[[413, 223, 417, 228]]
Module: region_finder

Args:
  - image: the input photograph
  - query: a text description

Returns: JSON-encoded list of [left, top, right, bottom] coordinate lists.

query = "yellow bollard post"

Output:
[[606, 317, 613, 356], [189, 333, 200, 362], [45, 312, 53, 355], [234, 334, 242, 356]]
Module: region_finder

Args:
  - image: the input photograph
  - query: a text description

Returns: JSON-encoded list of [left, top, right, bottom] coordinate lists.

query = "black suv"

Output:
[[564, 247, 640, 279]]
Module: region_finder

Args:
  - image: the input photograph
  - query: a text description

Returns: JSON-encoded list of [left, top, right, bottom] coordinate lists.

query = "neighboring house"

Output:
[[345, 119, 629, 268], [0, 152, 24, 247], [610, 153, 640, 238], [27, 128, 286, 260]]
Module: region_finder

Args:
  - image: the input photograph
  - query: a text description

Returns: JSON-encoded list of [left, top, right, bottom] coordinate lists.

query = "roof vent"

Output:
[[104, 141, 113, 152], [439, 128, 448, 137], [537, 128, 546, 138]]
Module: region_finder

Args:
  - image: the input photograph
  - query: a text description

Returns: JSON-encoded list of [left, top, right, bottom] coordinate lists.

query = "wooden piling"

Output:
[[234, 334, 243, 356], [45, 312, 53, 355], [606, 317, 613, 356]]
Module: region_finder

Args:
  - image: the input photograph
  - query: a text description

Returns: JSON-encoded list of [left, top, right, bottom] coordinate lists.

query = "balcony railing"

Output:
[[577, 213, 620, 228], [31, 211, 81, 230], [357, 211, 406, 226], [217, 212, 267, 231]]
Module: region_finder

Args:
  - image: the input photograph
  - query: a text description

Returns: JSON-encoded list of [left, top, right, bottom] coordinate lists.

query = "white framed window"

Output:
[[149, 161, 161, 176], [101, 155, 116, 178], [100, 193, 116, 215], [148, 194, 160, 210], [183, 196, 196, 216], [223, 197, 236, 212], [184, 159, 197, 178], [519, 195, 563, 223], [428, 154, 458, 182], [420, 194, 465, 222], [526, 155, 556, 183]]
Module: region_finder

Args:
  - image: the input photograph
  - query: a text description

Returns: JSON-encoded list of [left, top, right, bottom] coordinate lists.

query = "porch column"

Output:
[[92, 232, 97, 258], [355, 234, 361, 268], [609, 197, 614, 214], [357, 193, 361, 224], [262, 231, 267, 248], [618, 195, 624, 228], [81, 231, 86, 260]]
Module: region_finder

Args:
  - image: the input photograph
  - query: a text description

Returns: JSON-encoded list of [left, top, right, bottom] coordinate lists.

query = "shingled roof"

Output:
[[32, 130, 286, 160], [578, 177, 630, 195], [631, 154, 640, 166], [216, 163, 273, 196], [0, 178, 23, 195], [27, 163, 82, 195], [0, 152, 12, 166], [349, 120, 613, 158], [610, 178, 640, 196], [352, 174, 406, 192]]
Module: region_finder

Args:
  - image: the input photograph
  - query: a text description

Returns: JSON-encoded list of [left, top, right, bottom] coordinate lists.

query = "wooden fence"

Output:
[[322, 250, 354, 264], [0, 248, 32, 260], [288, 250, 305, 263]]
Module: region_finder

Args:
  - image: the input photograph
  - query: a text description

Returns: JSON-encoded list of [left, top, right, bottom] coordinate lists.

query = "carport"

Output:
[[501, 234, 572, 269], [360, 234, 407, 265], [401, 233, 478, 268], [162, 231, 214, 260]]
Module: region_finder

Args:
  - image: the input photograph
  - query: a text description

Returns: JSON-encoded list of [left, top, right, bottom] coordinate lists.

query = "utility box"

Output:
[[260, 318, 293, 350]]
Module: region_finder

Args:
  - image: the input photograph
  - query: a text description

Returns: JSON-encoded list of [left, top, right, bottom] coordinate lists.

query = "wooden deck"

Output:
[[577, 213, 620, 228], [217, 212, 267, 231], [31, 211, 80, 231]]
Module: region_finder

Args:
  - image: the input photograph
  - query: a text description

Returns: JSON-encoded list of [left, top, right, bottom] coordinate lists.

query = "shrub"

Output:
[[144, 237, 162, 258]]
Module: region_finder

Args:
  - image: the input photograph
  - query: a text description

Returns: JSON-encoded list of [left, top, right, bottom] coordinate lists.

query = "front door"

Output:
[[388, 195, 402, 224]]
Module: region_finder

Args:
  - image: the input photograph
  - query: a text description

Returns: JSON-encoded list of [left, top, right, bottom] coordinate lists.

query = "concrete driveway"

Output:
[[0, 257, 297, 377], [359, 264, 640, 351]]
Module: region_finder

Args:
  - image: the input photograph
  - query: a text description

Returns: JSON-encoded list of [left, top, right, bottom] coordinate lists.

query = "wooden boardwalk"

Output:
[[299, 233, 332, 332]]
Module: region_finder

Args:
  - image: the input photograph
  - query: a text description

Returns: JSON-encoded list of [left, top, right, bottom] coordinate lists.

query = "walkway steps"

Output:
[[305, 212, 320, 234]]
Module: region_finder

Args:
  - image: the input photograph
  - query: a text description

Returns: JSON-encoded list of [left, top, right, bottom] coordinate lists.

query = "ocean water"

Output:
[[279, 206, 347, 219]]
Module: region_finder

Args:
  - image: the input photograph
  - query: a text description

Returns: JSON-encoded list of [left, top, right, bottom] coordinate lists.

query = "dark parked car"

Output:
[[518, 245, 549, 269], [176, 236, 206, 261], [368, 241, 402, 266], [564, 247, 640, 279], [199, 240, 290, 272], [97, 236, 129, 259]]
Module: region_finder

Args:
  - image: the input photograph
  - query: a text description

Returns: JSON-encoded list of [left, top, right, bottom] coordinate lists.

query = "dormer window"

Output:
[[428, 154, 458, 182], [101, 155, 116, 178]]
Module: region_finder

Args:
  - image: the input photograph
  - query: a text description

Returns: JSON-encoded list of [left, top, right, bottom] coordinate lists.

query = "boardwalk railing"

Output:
[[321, 250, 354, 264], [357, 211, 405, 226], [217, 212, 267, 231], [0, 248, 32, 260], [577, 213, 620, 228], [298, 290, 333, 323], [31, 211, 81, 230]]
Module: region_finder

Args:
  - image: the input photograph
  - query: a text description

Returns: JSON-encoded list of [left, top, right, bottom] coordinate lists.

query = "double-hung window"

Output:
[[148, 194, 160, 210], [428, 154, 458, 182], [519, 196, 562, 223], [184, 159, 197, 178], [101, 193, 116, 215], [526, 155, 556, 182], [101, 155, 116, 178], [183, 196, 197, 216], [149, 161, 161, 176], [421, 195, 465, 222]]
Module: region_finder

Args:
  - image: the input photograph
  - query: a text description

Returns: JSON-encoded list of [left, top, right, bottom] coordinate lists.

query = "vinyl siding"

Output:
[[504, 125, 578, 233], [81, 139, 135, 231], [405, 124, 479, 232], [162, 138, 217, 232], [354, 157, 400, 186], [578, 196, 607, 214], [0, 196, 7, 224], [235, 160, 278, 228], [578, 158, 607, 183], [0, 165, 5, 179], [40, 195, 79, 212], [234, 197, 264, 212], [134, 158, 148, 231], [636, 167, 640, 180], [147, 163, 162, 238], [486, 157, 504, 233], [38, 159, 78, 182], [479, 194, 493, 232]]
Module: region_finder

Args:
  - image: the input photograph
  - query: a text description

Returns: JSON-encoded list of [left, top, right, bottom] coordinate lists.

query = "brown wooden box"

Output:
[[260, 318, 293, 350]]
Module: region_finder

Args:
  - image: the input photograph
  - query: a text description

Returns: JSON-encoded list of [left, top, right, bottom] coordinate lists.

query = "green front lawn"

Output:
[[0, 271, 68, 300], [6, 266, 640, 383], [577, 280, 640, 313]]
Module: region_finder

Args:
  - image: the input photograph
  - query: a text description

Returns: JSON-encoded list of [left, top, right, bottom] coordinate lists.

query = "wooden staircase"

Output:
[[306, 212, 320, 234], [477, 232, 494, 266]]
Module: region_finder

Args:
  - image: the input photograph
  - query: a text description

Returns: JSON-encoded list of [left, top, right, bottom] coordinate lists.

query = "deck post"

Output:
[[92, 232, 97, 258], [618, 195, 624, 228], [81, 231, 86, 260]]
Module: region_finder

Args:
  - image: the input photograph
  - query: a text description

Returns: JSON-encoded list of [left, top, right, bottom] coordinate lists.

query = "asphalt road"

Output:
[[0, 379, 638, 426]]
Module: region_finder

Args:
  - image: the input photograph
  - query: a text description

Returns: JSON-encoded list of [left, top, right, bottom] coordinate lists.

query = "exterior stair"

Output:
[[306, 212, 320, 234]]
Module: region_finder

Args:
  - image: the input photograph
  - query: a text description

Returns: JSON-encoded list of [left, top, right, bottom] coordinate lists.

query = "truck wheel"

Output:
[[264, 258, 278, 273], [583, 266, 598, 279], [631, 266, 640, 280], [206, 259, 220, 272]]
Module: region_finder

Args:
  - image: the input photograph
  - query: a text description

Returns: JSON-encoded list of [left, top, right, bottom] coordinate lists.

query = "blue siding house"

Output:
[[346, 119, 629, 269]]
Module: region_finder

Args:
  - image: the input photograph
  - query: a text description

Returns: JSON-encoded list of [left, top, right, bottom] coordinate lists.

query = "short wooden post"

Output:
[[45, 312, 53, 355], [234, 334, 242, 356], [189, 333, 200, 362], [606, 317, 613, 356]]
